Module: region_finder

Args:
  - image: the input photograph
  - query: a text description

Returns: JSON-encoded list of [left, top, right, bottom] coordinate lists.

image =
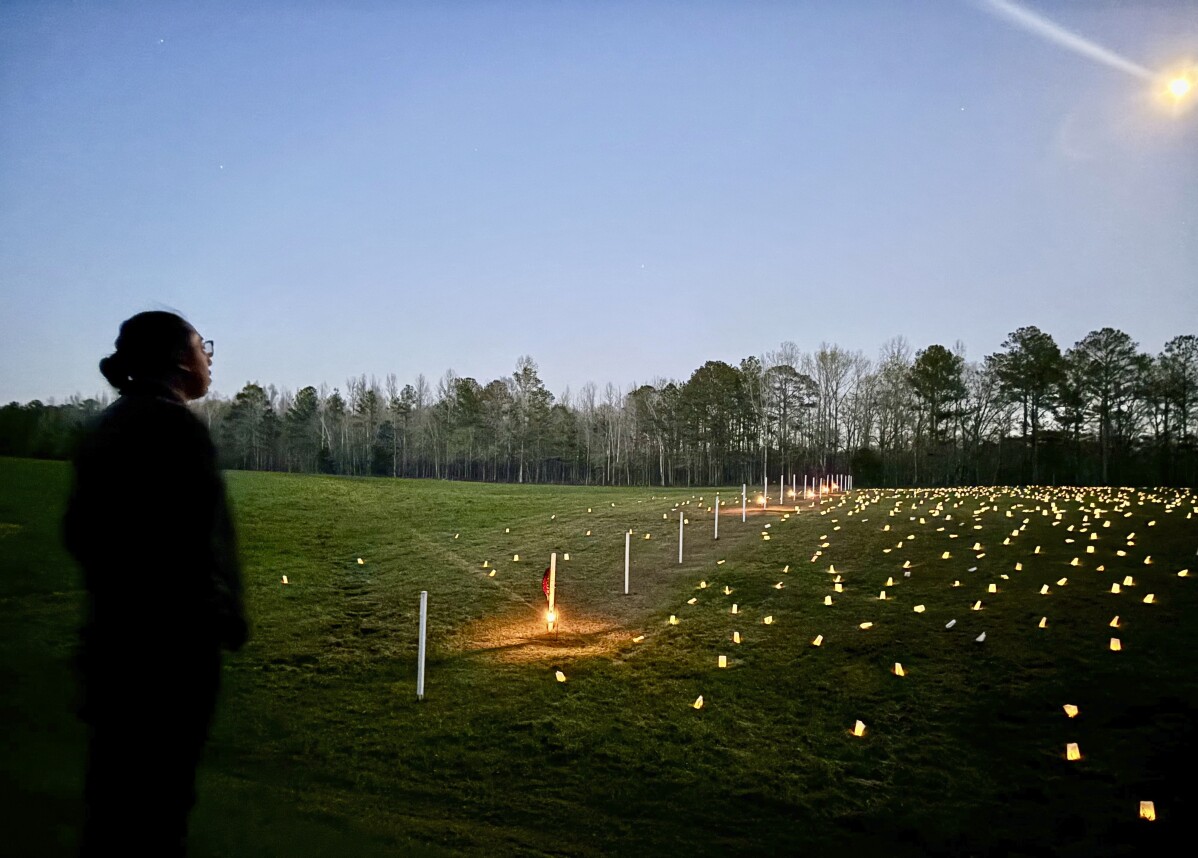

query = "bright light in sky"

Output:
[[981, 1, 1197, 115]]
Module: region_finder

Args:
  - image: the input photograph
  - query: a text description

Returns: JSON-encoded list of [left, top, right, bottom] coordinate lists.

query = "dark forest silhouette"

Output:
[[4, 327, 1196, 487]]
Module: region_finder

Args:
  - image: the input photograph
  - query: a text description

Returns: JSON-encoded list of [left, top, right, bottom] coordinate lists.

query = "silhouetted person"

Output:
[[64, 311, 247, 857]]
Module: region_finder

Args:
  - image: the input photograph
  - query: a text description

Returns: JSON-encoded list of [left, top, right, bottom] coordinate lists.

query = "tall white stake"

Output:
[[624, 531, 630, 595], [678, 510, 684, 564], [416, 590, 428, 701], [742, 483, 747, 522], [714, 493, 720, 540], [763, 476, 767, 508], [548, 552, 557, 630]]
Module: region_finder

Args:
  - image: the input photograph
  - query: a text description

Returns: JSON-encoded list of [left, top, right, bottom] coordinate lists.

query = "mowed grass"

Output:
[[2, 457, 1196, 856]]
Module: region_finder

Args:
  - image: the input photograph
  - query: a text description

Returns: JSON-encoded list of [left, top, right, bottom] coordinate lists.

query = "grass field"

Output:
[[2, 456, 1196, 856]]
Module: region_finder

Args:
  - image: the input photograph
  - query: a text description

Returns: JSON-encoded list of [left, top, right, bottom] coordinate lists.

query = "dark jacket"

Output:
[[64, 380, 247, 659]]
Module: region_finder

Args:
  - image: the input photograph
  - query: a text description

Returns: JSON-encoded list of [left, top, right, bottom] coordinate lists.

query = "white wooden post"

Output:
[[678, 510, 684, 563], [714, 492, 720, 540], [742, 484, 746, 522], [624, 531, 630, 595], [548, 552, 557, 630], [416, 590, 428, 701]]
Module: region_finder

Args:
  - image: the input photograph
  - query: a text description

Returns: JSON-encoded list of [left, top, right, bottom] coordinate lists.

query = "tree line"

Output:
[[3, 326, 1195, 488]]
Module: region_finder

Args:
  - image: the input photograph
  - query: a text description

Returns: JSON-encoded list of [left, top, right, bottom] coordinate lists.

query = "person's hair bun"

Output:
[[99, 353, 133, 392]]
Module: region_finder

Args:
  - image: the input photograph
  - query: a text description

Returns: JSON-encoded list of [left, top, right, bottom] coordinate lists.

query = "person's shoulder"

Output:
[[100, 393, 211, 446]]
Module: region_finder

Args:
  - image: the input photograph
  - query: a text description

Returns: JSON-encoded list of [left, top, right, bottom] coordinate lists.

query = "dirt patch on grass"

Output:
[[453, 611, 630, 663]]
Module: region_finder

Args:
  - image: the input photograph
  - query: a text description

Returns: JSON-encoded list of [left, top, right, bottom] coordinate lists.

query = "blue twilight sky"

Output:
[[1, 0, 1195, 404]]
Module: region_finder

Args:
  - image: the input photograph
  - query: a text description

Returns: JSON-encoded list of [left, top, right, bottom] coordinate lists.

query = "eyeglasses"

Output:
[[202, 340, 215, 358]]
